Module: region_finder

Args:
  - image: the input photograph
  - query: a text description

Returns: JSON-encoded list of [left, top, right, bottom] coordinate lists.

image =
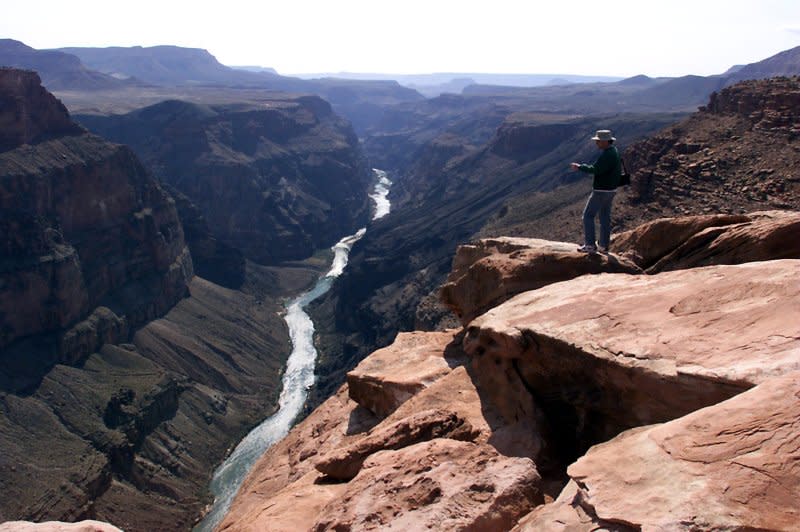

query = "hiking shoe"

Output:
[[598, 246, 609, 253], [577, 244, 597, 253]]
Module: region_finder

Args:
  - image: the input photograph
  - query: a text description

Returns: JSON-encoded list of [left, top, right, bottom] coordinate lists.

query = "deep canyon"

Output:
[[1, 40, 800, 531]]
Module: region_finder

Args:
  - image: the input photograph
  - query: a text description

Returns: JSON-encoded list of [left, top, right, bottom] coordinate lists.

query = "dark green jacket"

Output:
[[579, 146, 621, 190]]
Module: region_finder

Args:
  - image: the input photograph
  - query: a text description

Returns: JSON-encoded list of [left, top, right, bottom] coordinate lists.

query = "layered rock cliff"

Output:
[[77, 96, 373, 264], [221, 211, 800, 531], [0, 68, 192, 386]]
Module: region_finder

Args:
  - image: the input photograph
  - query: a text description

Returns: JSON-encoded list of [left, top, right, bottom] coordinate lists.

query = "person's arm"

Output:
[[578, 150, 614, 175]]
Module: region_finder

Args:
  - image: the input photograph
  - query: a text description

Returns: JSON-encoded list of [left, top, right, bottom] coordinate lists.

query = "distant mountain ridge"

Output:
[[291, 72, 624, 85], [0, 39, 132, 90], [288, 72, 624, 97], [48, 43, 424, 132], [58, 45, 287, 87], [726, 44, 800, 83], [462, 45, 800, 113], [53, 44, 422, 99]]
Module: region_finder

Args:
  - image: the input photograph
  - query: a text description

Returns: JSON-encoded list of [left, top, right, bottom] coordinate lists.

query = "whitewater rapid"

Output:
[[195, 169, 391, 531]]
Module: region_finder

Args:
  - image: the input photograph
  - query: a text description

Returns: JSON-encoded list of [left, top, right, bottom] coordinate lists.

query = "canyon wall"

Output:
[[0, 69, 311, 531], [77, 96, 374, 265], [0, 68, 192, 386]]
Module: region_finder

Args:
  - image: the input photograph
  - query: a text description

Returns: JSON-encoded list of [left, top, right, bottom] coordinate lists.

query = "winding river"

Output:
[[195, 169, 392, 531]]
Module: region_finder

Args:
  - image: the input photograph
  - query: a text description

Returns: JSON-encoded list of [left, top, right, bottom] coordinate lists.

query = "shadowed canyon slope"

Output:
[[0, 68, 192, 385], [222, 212, 799, 531], [77, 96, 373, 266], [0, 69, 326, 531]]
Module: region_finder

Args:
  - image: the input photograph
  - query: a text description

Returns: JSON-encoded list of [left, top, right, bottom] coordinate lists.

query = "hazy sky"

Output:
[[3, 0, 799, 77]]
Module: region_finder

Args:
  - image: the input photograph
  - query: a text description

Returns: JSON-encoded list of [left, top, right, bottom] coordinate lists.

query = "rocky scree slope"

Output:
[[221, 211, 800, 531], [77, 96, 373, 265], [623, 76, 800, 216], [0, 70, 304, 531], [482, 76, 800, 243]]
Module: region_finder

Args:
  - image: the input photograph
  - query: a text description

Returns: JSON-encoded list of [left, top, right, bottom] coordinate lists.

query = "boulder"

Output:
[[346, 330, 466, 417], [515, 372, 800, 531], [440, 238, 641, 325], [218, 470, 347, 532], [463, 259, 800, 452], [612, 213, 750, 269], [312, 439, 544, 532]]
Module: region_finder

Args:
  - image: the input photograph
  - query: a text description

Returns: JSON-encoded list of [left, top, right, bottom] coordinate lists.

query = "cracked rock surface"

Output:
[[515, 371, 800, 531]]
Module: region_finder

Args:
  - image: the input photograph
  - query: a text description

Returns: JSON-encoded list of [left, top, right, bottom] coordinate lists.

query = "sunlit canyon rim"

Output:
[[195, 170, 391, 531]]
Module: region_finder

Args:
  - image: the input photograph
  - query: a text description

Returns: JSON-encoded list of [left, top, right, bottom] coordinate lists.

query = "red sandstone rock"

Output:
[[464, 260, 800, 445], [346, 330, 466, 417], [222, 216, 800, 531], [385, 365, 546, 461], [440, 237, 641, 325], [220, 470, 348, 532], [515, 372, 800, 531], [315, 408, 476, 480], [612, 213, 750, 268], [0, 521, 122, 532], [223, 327, 551, 531], [614, 210, 800, 272], [312, 439, 543, 531]]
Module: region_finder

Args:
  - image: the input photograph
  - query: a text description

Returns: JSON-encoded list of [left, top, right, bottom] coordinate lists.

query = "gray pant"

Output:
[[582, 190, 616, 248]]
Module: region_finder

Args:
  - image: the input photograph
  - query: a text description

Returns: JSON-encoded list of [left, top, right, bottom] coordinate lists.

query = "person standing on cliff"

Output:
[[570, 129, 622, 253]]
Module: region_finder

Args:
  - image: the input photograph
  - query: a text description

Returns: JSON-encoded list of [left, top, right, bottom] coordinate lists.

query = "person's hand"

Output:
[[570, 162, 580, 171]]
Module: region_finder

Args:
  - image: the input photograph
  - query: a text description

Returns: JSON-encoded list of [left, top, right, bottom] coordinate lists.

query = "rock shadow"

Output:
[[345, 403, 381, 436]]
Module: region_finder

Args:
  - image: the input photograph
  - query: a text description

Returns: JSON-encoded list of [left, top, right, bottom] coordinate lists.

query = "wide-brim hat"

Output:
[[591, 129, 615, 141]]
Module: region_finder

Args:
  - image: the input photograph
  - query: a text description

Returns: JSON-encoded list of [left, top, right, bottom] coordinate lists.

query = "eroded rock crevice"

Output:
[[468, 327, 752, 464]]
